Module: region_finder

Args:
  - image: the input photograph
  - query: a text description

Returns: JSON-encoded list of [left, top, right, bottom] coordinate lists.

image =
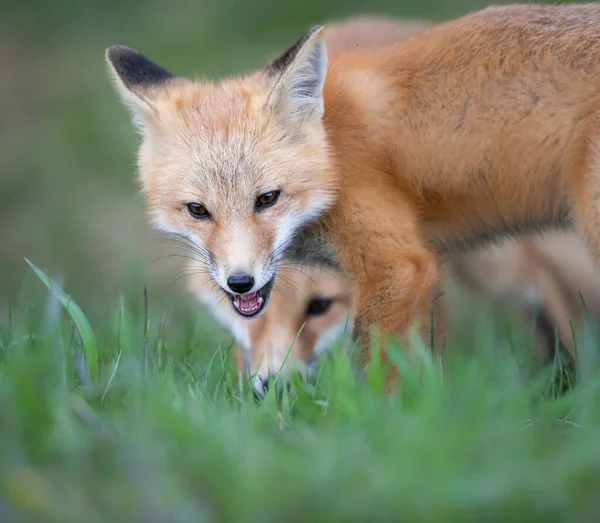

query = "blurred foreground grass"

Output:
[[1, 264, 599, 521]]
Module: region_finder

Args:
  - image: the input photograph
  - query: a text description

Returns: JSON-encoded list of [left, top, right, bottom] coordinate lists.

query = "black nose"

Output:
[[227, 274, 254, 294]]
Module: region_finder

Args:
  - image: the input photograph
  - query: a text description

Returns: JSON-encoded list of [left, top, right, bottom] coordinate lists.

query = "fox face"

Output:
[[106, 26, 335, 319], [191, 261, 352, 394]]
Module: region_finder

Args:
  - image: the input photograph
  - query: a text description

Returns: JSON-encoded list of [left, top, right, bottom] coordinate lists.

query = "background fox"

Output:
[[193, 261, 352, 394], [106, 4, 600, 377]]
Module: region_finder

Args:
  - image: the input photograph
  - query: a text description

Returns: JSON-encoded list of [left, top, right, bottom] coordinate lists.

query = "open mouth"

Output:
[[229, 277, 274, 319]]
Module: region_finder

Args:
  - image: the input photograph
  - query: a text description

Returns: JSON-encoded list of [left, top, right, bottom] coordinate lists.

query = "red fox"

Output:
[[106, 4, 600, 374]]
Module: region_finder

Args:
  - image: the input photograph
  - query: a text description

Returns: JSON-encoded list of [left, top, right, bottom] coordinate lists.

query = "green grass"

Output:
[[1, 263, 599, 522]]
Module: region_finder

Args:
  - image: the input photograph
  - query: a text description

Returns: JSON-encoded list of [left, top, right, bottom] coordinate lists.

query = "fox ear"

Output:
[[265, 25, 327, 124], [105, 45, 176, 130]]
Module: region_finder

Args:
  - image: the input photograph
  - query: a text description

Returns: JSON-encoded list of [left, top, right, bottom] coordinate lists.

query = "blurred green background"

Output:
[[0, 0, 563, 319]]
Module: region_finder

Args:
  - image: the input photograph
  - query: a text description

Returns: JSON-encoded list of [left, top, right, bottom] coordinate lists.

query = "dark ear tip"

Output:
[[105, 45, 140, 65], [104, 45, 176, 89], [264, 24, 326, 78], [304, 25, 325, 42]]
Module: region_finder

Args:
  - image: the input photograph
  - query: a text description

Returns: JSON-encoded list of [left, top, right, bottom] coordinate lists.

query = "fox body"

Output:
[[106, 4, 600, 370]]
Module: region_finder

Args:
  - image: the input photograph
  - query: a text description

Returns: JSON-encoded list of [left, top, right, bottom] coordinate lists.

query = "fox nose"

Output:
[[252, 376, 270, 400], [261, 377, 270, 392], [227, 274, 254, 294]]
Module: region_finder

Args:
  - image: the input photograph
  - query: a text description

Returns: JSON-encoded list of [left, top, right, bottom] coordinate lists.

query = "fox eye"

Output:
[[256, 190, 280, 210], [186, 202, 210, 219], [306, 297, 333, 317]]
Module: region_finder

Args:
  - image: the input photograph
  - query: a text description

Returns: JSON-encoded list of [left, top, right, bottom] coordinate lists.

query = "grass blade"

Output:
[[24, 258, 99, 384]]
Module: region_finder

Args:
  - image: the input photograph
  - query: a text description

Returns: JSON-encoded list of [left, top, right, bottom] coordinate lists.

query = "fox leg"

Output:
[[569, 115, 600, 264], [323, 183, 442, 378], [564, 136, 600, 363]]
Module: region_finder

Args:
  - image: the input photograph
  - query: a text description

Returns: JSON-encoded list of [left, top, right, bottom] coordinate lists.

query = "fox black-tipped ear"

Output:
[[105, 45, 176, 130], [265, 25, 327, 124]]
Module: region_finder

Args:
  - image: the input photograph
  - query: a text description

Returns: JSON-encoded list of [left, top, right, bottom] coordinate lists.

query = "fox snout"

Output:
[[213, 261, 276, 320], [250, 354, 310, 397], [252, 374, 271, 397], [207, 225, 282, 319]]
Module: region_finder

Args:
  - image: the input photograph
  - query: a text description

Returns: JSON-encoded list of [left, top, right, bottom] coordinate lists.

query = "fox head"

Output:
[[191, 260, 352, 395], [106, 26, 335, 320]]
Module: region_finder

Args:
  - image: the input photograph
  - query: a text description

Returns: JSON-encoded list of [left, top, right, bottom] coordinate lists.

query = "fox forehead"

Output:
[[139, 81, 297, 207], [160, 78, 258, 131], [154, 82, 267, 169]]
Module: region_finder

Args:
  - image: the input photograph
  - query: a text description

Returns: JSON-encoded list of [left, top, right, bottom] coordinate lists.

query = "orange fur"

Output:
[[106, 4, 600, 381], [317, 4, 600, 364]]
